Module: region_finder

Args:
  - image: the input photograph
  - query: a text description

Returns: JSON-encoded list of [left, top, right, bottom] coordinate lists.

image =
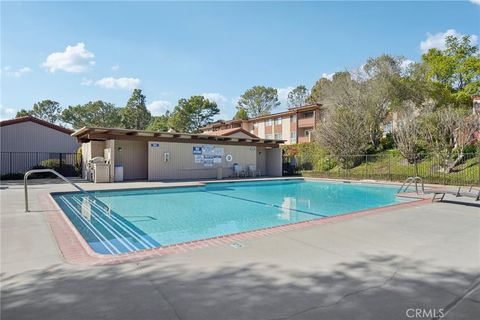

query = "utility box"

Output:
[[114, 165, 124, 182], [93, 163, 110, 183]]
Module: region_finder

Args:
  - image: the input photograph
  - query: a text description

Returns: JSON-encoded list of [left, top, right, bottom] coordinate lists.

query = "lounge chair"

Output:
[[426, 185, 479, 202], [233, 164, 246, 178], [248, 164, 261, 177]]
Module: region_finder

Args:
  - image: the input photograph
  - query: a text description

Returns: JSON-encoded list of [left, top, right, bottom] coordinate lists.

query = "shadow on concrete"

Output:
[[1, 254, 479, 320]]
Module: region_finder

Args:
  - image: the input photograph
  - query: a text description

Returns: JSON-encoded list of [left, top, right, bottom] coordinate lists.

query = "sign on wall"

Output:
[[192, 145, 225, 166]]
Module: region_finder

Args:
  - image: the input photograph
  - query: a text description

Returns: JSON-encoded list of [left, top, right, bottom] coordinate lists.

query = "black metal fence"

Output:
[[1, 152, 82, 179], [285, 153, 480, 186]]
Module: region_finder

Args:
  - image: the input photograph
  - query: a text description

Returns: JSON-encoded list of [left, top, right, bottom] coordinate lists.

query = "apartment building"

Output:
[[201, 104, 322, 145]]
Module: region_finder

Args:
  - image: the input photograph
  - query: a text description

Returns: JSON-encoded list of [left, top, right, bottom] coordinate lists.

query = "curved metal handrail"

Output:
[[398, 176, 424, 194], [24, 169, 87, 212]]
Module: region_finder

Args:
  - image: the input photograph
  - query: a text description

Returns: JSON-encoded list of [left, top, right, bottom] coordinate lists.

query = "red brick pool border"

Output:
[[40, 187, 431, 266]]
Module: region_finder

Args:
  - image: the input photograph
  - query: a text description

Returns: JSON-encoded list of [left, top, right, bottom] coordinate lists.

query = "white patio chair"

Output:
[[248, 164, 261, 177], [233, 164, 246, 178]]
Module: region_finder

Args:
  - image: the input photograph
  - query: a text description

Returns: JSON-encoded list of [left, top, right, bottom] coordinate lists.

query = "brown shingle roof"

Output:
[[0, 116, 74, 134], [208, 128, 259, 138]]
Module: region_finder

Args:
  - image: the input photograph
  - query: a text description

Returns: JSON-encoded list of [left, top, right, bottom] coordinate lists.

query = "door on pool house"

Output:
[[114, 140, 148, 180]]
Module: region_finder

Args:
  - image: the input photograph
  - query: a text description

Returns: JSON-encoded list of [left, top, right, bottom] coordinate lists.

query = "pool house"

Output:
[[73, 127, 284, 182]]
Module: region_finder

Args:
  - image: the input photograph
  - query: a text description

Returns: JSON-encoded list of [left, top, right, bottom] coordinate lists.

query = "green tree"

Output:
[[61, 101, 122, 129], [121, 89, 152, 129], [233, 107, 249, 120], [31, 100, 62, 123], [15, 109, 31, 118], [287, 85, 309, 108], [169, 96, 220, 133], [422, 35, 480, 109], [237, 86, 280, 117], [146, 112, 171, 132]]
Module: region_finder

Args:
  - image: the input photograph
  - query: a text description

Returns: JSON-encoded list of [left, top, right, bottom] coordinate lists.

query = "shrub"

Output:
[[380, 133, 395, 150], [315, 157, 337, 171], [38, 159, 78, 177], [0, 173, 25, 180]]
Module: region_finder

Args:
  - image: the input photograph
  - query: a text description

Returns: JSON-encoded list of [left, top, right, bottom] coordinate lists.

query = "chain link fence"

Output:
[[285, 152, 479, 186]]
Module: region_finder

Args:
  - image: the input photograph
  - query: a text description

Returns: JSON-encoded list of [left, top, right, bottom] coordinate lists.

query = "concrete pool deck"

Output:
[[1, 178, 479, 320]]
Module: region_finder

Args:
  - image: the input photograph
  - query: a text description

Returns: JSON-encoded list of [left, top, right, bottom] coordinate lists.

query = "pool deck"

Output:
[[1, 178, 479, 320]]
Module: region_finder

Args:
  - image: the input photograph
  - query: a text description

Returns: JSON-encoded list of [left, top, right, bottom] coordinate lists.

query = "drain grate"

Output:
[[230, 242, 245, 249]]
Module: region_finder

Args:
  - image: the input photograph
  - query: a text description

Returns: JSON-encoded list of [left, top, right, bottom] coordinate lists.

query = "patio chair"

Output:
[[233, 164, 246, 178], [248, 164, 261, 177], [426, 185, 479, 202]]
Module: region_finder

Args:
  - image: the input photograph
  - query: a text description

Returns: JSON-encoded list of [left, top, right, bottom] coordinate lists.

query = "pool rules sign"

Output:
[[193, 145, 224, 166]]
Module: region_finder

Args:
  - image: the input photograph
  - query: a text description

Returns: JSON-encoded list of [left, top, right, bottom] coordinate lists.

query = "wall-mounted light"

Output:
[[117, 147, 123, 152]]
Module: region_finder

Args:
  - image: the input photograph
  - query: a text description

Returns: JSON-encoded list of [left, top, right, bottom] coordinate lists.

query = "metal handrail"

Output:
[[398, 176, 424, 194], [24, 169, 87, 212]]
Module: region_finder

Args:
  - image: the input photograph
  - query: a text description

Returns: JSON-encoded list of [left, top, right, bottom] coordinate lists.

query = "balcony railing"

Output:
[[298, 117, 314, 128]]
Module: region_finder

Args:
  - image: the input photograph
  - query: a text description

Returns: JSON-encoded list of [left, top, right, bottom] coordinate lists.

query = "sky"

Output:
[[1, 1, 479, 121]]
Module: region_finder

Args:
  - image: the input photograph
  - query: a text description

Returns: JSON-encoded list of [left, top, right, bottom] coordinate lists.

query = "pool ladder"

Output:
[[24, 169, 89, 212], [398, 176, 424, 194]]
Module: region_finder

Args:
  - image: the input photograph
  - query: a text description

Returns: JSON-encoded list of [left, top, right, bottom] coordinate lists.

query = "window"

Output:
[[253, 122, 259, 129], [303, 112, 314, 118], [274, 133, 283, 140], [275, 117, 282, 125], [290, 131, 297, 144], [265, 119, 272, 126], [290, 114, 297, 122], [304, 130, 311, 137], [265, 133, 273, 139]]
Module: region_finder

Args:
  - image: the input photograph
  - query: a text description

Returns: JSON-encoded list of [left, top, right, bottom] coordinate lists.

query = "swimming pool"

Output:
[[52, 179, 412, 254]]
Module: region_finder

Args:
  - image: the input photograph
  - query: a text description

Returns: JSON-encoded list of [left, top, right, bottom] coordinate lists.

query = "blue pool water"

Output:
[[52, 179, 412, 254]]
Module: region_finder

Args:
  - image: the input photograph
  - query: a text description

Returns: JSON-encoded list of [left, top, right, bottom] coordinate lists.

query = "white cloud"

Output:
[[201, 93, 228, 106], [420, 29, 478, 53], [202, 93, 232, 120], [3, 66, 32, 77], [470, 0, 480, 5], [0, 105, 15, 120], [42, 42, 95, 73], [147, 100, 172, 116], [321, 72, 335, 80], [94, 77, 141, 90], [276, 86, 295, 108], [80, 78, 93, 86], [111, 65, 120, 71]]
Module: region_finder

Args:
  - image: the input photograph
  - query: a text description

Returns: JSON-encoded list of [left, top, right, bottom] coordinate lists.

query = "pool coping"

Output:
[[40, 178, 432, 266]]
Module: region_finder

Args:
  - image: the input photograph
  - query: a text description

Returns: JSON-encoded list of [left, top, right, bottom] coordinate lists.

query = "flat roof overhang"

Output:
[[72, 127, 285, 147]]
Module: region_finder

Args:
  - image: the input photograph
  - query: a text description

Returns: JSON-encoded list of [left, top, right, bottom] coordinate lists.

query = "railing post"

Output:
[[24, 174, 29, 212]]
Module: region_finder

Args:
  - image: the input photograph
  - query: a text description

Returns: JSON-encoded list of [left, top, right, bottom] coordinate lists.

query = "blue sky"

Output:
[[1, 1, 479, 121]]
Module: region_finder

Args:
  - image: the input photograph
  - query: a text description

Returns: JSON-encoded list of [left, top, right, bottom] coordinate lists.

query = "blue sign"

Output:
[[150, 143, 160, 147], [193, 146, 202, 154]]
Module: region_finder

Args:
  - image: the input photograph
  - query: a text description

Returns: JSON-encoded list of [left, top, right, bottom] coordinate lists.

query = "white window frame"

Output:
[[274, 117, 282, 125], [274, 133, 283, 140], [265, 119, 272, 126], [253, 122, 259, 129], [265, 133, 273, 139]]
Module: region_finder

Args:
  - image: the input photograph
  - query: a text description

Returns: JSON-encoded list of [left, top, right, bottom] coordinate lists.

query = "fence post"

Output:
[[365, 155, 368, 179], [414, 154, 418, 178], [388, 154, 391, 181]]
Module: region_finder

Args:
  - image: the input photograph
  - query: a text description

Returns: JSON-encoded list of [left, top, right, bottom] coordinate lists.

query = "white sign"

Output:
[[194, 155, 204, 163], [213, 156, 222, 164], [214, 147, 224, 156], [204, 155, 214, 166]]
